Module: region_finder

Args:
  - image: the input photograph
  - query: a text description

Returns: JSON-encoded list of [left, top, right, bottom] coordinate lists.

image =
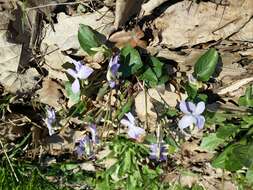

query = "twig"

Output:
[[26, 1, 83, 11]]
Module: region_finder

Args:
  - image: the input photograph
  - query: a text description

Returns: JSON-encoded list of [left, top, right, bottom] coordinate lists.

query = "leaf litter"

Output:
[[0, 0, 253, 189]]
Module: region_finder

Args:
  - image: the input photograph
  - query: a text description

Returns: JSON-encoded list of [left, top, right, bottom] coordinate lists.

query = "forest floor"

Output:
[[0, 0, 253, 189]]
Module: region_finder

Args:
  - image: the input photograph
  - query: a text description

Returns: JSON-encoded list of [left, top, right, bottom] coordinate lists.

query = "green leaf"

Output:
[[78, 24, 102, 55], [206, 112, 227, 124], [211, 143, 253, 171], [232, 144, 253, 168], [212, 144, 236, 169], [196, 94, 208, 102], [142, 165, 159, 179], [117, 98, 133, 120], [239, 85, 253, 107], [60, 163, 78, 171], [242, 115, 253, 125], [97, 83, 109, 100], [246, 165, 253, 184], [200, 133, 224, 151], [139, 67, 158, 85], [216, 124, 239, 139], [121, 150, 132, 173], [120, 45, 143, 77], [149, 57, 163, 78], [193, 48, 219, 82], [65, 81, 80, 104], [139, 56, 169, 86], [69, 101, 87, 117], [185, 82, 198, 100]]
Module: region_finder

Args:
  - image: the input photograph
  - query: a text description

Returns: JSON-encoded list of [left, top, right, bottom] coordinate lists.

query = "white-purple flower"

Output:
[[45, 108, 56, 136], [120, 112, 146, 142], [188, 74, 198, 85], [178, 101, 205, 133], [149, 143, 168, 161], [67, 60, 94, 93], [76, 136, 91, 157], [88, 124, 99, 144], [106, 55, 120, 88]]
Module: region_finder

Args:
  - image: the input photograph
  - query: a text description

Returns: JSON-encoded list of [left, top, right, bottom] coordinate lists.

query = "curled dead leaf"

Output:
[[36, 78, 65, 111], [109, 27, 147, 48]]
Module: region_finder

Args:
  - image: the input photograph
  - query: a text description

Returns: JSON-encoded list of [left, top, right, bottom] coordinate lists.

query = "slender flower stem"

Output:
[[101, 90, 113, 139], [143, 81, 149, 130], [157, 123, 161, 160], [0, 140, 19, 182]]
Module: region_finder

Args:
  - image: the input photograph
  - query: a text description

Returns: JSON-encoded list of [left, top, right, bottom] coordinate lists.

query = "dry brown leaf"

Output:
[[0, 113, 29, 143], [42, 7, 114, 51], [141, 0, 168, 16], [152, 0, 253, 48], [109, 27, 147, 48], [135, 88, 184, 128], [43, 45, 71, 81], [36, 78, 64, 111], [179, 174, 198, 188], [41, 7, 114, 81], [1, 68, 40, 94], [0, 31, 21, 71], [114, 0, 144, 29], [230, 18, 253, 42], [0, 27, 40, 93], [45, 128, 85, 156], [80, 162, 96, 172]]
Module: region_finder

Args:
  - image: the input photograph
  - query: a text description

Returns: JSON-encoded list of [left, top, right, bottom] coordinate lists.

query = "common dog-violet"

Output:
[[120, 112, 146, 142], [178, 101, 205, 133], [76, 124, 99, 158], [89, 124, 99, 144], [67, 60, 94, 93], [45, 108, 56, 136], [106, 55, 120, 88], [149, 143, 168, 161], [76, 136, 91, 157]]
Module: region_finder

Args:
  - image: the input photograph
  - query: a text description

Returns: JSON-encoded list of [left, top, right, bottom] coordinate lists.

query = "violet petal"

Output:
[[78, 65, 94, 79], [128, 126, 145, 140], [179, 101, 195, 114], [195, 115, 205, 129], [120, 119, 133, 128], [125, 112, 135, 125], [72, 79, 80, 94], [194, 101, 205, 115], [178, 115, 196, 130], [67, 68, 78, 78], [110, 63, 120, 77]]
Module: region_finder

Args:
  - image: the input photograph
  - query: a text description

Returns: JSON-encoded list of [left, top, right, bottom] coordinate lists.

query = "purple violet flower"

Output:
[[178, 101, 205, 133], [106, 55, 120, 88], [88, 124, 99, 144], [149, 143, 168, 161], [76, 136, 90, 157], [120, 112, 146, 142], [67, 60, 94, 93], [44, 108, 56, 136], [188, 74, 198, 85]]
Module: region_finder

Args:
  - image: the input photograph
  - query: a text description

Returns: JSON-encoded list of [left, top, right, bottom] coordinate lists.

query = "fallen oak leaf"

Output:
[[36, 78, 65, 111], [109, 26, 147, 48]]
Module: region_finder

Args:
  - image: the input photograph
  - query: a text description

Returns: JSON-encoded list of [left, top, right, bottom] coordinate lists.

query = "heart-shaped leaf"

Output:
[[193, 48, 219, 82], [120, 45, 143, 77], [239, 85, 253, 107], [78, 24, 102, 55]]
